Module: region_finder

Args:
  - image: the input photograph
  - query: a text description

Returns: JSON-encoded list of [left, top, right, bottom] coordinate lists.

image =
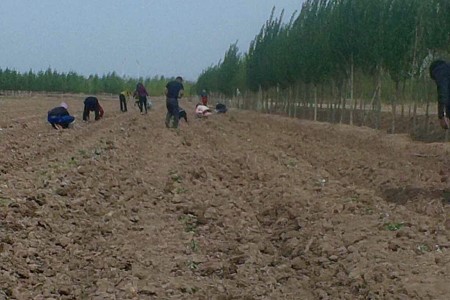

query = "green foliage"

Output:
[[0, 68, 193, 97], [195, 43, 242, 97], [197, 0, 450, 102]]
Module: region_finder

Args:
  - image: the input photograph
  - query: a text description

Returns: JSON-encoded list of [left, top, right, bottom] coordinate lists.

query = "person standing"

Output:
[[134, 83, 149, 114], [429, 60, 450, 129], [119, 90, 131, 112], [47, 102, 75, 129], [165, 76, 184, 128], [83, 96, 104, 121], [200, 89, 208, 106]]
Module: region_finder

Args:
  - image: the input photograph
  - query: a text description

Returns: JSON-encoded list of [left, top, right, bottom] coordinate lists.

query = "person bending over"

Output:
[[83, 96, 104, 121], [47, 102, 75, 129]]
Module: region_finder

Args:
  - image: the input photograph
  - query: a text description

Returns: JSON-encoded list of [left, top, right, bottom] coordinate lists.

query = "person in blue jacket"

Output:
[[47, 102, 75, 129]]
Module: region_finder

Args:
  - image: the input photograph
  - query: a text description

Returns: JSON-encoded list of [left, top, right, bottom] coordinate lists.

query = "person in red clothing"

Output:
[[200, 89, 208, 106], [134, 82, 149, 114]]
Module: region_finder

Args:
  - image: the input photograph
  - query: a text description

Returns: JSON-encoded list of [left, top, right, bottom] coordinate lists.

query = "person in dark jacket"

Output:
[[215, 103, 227, 114], [429, 59, 450, 129], [134, 83, 149, 114], [47, 102, 75, 129], [83, 96, 104, 121], [165, 76, 184, 128]]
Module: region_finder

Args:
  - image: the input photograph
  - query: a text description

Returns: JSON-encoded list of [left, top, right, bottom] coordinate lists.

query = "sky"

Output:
[[0, 0, 305, 81]]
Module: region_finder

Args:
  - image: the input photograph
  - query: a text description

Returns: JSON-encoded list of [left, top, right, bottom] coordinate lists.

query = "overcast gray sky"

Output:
[[0, 0, 304, 81]]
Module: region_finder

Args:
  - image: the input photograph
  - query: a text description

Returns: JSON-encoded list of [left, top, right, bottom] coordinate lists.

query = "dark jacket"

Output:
[[430, 60, 450, 119], [48, 106, 69, 117], [83, 97, 103, 121]]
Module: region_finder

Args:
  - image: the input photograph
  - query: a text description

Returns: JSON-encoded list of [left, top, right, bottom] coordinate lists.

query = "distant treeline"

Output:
[[196, 0, 450, 99], [0, 68, 193, 97]]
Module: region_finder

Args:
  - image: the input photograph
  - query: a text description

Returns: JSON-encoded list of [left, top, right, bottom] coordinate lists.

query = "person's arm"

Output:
[[83, 105, 89, 121], [98, 105, 104, 118], [164, 87, 168, 97], [178, 84, 184, 99]]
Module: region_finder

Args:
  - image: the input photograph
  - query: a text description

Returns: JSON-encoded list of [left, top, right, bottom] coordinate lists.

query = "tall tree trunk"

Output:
[[349, 55, 355, 125], [412, 101, 417, 133], [375, 66, 382, 130], [391, 81, 400, 134], [314, 84, 318, 121], [401, 80, 406, 119], [339, 82, 345, 124]]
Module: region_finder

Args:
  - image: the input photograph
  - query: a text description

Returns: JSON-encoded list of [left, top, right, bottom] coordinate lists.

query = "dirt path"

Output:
[[1, 95, 449, 299]]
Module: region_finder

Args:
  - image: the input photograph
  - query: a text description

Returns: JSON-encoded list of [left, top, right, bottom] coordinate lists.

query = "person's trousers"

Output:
[[83, 106, 100, 121], [138, 96, 148, 113], [165, 98, 179, 128], [119, 94, 127, 112], [48, 115, 75, 129]]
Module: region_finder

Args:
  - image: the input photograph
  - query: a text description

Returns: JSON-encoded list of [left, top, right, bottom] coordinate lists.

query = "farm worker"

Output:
[[133, 82, 149, 114], [215, 103, 228, 114], [200, 89, 208, 106], [429, 60, 450, 129], [47, 102, 75, 129], [195, 103, 212, 117], [164, 76, 184, 128], [83, 96, 104, 121], [119, 90, 131, 112]]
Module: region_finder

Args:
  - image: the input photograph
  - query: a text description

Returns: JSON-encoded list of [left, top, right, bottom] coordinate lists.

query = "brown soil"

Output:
[[0, 94, 449, 299]]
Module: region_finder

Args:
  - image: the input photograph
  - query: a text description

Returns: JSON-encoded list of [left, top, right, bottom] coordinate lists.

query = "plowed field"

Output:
[[1, 94, 449, 299]]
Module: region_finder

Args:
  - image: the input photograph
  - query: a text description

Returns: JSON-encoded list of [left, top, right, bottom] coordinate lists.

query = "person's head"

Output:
[[176, 76, 183, 83], [429, 59, 447, 80], [60, 102, 68, 109]]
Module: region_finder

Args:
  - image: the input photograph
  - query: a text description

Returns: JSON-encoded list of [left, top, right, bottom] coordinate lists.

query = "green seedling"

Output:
[[190, 239, 200, 253], [416, 244, 430, 253], [179, 214, 198, 233], [364, 208, 374, 215], [186, 260, 199, 271], [78, 149, 89, 158], [170, 174, 182, 183], [175, 187, 187, 194], [385, 222, 404, 231], [286, 159, 297, 168], [0, 197, 11, 207]]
